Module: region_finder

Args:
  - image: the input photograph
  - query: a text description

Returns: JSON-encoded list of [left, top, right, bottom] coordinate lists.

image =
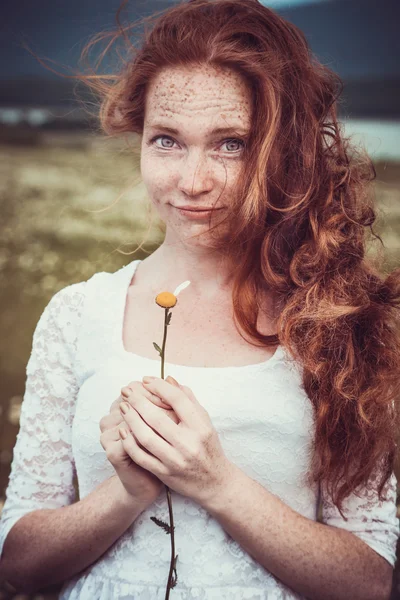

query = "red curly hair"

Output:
[[38, 0, 400, 518]]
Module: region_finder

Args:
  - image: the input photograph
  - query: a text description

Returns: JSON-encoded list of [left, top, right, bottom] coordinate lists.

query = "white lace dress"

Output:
[[0, 259, 398, 600]]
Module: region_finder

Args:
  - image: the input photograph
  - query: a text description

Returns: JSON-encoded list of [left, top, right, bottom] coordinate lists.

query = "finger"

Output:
[[119, 424, 154, 456], [119, 425, 167, 476], [100, 426, 120, 449], [144, 391, 174, 410], [109, 390, 147, 415], [102, 422, 154, 459], [105, 427, 148, 466], [101, 423, 138, 455], [157, 405, 180, 425], [121, 380, 160, 401], [164, 376, 194, 405], [99, 410, 124, 432], [178, 383, 198, 403], [164, 377, 201, 409], [168, 378, 212, 426], [121, 383, 171, 410], [110, 394, 126, 413], [122, 389, 180, 425], [120, 382, 142, 401], [111, 383, 146, 411], [119, 402, 182, 469], [119, 381, 149, 404], [142, 377, 199, 427], [177, 383, 211, 425], [119, 387, 179, 430], [122, 395, 182, 447]]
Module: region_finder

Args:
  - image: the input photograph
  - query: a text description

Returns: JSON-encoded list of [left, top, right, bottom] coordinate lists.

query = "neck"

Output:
[[139, 239, 235, 298]]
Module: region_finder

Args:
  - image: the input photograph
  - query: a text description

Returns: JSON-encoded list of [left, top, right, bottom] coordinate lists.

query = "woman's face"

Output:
[[140, 64, 252, 247]]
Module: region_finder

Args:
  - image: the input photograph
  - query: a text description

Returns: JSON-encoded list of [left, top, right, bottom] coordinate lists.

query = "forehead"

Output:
[[144, 64, 252, 131]]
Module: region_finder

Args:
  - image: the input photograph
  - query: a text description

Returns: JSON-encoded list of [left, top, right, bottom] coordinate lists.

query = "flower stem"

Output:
[[161, 308, 169, 380], [160, 308, 178, 597], [165, 485, 177, 598]]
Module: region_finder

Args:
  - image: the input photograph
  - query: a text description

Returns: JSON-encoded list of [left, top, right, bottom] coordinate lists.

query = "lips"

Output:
[[175, 206, 223, 212]]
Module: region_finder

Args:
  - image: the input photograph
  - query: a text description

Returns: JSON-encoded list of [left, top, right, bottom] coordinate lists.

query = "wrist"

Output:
[[199, 460, 242, 515], [109, 476, 157, 515]]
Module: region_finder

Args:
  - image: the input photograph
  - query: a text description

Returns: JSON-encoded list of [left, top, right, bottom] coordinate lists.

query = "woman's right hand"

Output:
[[99, 381, 179, 504]]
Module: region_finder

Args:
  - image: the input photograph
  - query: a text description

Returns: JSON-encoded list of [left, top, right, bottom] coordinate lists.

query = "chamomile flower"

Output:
[[155, 280, 191, 308]]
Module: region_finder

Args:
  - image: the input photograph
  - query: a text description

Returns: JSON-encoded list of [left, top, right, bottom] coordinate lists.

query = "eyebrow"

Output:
[[147, 123, 249, 137]]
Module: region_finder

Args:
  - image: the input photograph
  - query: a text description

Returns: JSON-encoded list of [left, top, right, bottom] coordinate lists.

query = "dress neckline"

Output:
[[114, 258, 284, 372]]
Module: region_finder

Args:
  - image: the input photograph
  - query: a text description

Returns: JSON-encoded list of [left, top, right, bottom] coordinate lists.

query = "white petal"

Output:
[[173, 280, 191, 296]]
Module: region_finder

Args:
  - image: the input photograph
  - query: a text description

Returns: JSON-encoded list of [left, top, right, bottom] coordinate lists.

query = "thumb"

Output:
[[166, 376, 198, 405], [166, 375, 181, 388]]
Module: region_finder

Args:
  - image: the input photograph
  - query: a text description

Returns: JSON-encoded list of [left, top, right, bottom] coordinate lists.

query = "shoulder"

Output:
[[39, 280, 88, 328], [42, 265, 123, 316], [28, 282, 89, 365], [37, 261, 136, 331]]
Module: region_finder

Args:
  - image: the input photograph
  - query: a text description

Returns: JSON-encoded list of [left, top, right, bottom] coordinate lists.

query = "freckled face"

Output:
[[140, 64, 252, 246]]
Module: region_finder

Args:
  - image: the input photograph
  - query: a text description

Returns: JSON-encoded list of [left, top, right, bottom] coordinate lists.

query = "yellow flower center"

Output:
[[155, 292, 177, 308]]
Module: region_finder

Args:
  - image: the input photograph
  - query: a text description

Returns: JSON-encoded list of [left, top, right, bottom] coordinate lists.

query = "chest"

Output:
[[122, 286, 278, 367]]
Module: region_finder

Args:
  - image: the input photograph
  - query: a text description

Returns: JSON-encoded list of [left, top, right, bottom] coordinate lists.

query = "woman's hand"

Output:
[[118, 375, 234, 507], [99, 382, 168, 504]]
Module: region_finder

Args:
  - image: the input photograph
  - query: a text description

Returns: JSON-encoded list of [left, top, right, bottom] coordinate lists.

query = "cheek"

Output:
[[214, 158, 241, 186], [140, 156, 175, 196]]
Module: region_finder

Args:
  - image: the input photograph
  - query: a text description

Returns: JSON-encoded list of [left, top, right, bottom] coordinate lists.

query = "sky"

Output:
[[0, 0, 398, 80], [264, 0, 330, 6]]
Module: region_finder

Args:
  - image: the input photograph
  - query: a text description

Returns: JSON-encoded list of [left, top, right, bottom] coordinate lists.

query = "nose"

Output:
[[177, 150, 214, 197]]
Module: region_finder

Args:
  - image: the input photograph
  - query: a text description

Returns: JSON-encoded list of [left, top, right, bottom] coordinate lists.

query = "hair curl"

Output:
[[38, 0, 400, 518]]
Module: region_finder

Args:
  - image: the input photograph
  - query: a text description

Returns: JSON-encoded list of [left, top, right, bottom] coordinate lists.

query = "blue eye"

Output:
[[149, 134, 245, 153], [222, 139, 244, 152], [151, 135, 176, 148]]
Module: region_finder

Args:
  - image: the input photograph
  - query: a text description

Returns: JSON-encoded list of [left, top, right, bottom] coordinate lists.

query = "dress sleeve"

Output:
[[0, 282, 86, 558], [320, 460, 399, 567]]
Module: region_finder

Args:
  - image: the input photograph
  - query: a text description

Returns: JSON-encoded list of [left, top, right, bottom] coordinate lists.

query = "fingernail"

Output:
[[121, 386, 131, 398], [142, 376, 156, 383], [166, 375, 179, 386], [119, 428, 128, 440], [119, 402, 130, 414]]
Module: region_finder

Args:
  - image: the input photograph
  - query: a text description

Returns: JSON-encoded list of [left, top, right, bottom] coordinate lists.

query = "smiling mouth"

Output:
[[174, 206, 224, 212]]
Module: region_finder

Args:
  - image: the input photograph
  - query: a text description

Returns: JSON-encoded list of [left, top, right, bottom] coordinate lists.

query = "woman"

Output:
[[0, 0, 399, 598]]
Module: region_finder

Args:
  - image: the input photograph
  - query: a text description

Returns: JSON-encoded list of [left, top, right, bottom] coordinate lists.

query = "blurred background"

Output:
[[0, 0, 399, 598]]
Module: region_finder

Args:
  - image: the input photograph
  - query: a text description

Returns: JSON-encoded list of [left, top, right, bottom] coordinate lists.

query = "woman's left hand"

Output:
[[119, 375, 234, 507]]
